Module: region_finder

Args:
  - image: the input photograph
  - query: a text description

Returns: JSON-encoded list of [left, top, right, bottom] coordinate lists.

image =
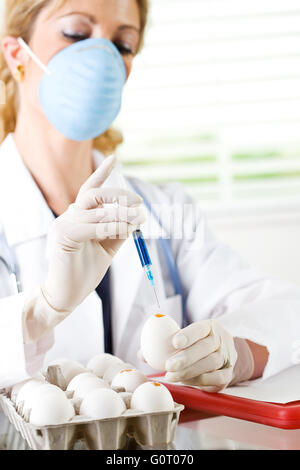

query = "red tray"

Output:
[[150, 375, 300, 430]]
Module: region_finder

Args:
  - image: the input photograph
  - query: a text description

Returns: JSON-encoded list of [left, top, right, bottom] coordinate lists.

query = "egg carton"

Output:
[[0, 388, 184, 451]]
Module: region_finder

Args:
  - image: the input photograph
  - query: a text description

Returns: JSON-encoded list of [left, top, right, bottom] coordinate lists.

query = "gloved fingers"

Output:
[[76, 187, 143, 210], [96, 221, 137, 241], [193, 386, 221, 393], [68, 204, 146, 225], [64, 221, 135, 244], [97, 188, 143, 207], [181, 367, 234, 390], [77, 155, 116, 196], [166, 330, 220, 372], [172, 320, 212, 350], [100, 235, 134, 257], [217, 328, 238, 369], [165, 350, 224, 382]]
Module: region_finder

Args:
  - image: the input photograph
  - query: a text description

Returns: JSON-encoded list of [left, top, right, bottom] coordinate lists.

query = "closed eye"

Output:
[[62, 31, 90, 42], [114, 43, 134, 56]]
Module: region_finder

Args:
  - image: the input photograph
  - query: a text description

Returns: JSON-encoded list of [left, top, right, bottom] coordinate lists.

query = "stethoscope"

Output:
[[0, 189, 188, 327]]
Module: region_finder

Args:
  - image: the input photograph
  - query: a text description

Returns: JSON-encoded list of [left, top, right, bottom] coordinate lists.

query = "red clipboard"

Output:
[[150, 375, 300, 430]]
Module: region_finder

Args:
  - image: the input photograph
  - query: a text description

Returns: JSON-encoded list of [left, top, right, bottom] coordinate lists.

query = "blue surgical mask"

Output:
[[18, 37, 127, 141]]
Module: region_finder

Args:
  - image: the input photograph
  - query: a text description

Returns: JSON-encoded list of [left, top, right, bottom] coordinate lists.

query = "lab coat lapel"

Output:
[[0, 134, 54, 247], [0, 137, 105, 364], [110, 236, 144, 346]]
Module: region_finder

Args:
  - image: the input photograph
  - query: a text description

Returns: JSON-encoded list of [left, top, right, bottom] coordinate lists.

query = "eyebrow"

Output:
[[57, 11, 141, 34]]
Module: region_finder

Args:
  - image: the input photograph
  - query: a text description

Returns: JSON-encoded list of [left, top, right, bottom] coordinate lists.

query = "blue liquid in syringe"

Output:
[[133, 229, 160, 308]]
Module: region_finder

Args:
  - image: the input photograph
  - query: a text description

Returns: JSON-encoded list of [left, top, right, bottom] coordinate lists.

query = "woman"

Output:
[[0, 0, 298, 392]]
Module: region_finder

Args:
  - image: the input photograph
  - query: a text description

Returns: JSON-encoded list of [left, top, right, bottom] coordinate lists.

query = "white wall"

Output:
[[208, 208, 300, 288]]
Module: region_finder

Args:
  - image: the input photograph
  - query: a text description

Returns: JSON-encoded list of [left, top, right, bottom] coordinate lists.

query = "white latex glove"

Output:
[[165, 320, 251, 392], [23, 155, 145, 343]]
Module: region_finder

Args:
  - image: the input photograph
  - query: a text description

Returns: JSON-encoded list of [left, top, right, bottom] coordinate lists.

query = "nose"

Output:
[[91, 25, 131, 80], [92, 24, 114, 42]]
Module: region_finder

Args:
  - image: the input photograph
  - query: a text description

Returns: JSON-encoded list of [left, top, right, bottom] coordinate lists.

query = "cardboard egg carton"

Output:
[[0, 374, 184, 450]]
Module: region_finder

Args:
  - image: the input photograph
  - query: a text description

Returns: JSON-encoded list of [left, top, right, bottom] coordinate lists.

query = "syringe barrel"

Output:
[[144, 264, 155, 286], [133, 229, 152, 268]]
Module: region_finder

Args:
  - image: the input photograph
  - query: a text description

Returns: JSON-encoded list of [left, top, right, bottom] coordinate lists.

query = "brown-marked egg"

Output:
[[111, 369, 147, 393], [141, 314, 180, 371], [131, 382, 174, 412], [29, 393, 75, 426], [103, 362, 135, 384], [87, 354, 123, 378], [80, 388, 126, 419]]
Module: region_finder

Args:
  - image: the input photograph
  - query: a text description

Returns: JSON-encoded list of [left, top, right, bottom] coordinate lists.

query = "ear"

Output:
[[2, 36, 28, 76]]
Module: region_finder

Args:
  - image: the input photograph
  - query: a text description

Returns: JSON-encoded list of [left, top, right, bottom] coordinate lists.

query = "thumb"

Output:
[[172, 320, 212, 350], [76, 155, 117, 202]]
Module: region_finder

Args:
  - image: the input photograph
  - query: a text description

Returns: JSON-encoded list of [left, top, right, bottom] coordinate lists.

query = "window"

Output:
[[116, 0, 300, 211]]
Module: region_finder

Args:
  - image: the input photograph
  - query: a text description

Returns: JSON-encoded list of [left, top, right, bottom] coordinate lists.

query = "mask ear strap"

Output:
[[17, 37, 51, 75]]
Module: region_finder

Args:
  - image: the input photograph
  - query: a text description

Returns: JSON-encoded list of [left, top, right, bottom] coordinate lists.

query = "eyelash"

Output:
[[114, 43, 134, 56], [62, 32, 88, 41], [62, 32, 134, 56]]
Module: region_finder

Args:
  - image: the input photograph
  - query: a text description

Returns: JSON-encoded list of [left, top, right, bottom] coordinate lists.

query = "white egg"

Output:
[[29, 392, 75, 426], [87, 354, 123, 378], [111, 369, 147, 393], [11, 373, 45, 404], [16, 379, 45, 408], [80, 388, 126, 419], [11, 380, 30, 404], [103, 362, 135, 384], [68, 374, 109, 400], [67, 372, 95, 392], [131, 382, 174, 412], [24, 384, 66, 415], [47, 358, 86, 385], [141, 314, 180, 371]]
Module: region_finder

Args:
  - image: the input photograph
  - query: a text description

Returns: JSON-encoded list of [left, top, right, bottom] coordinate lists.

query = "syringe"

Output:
[[133, 229, 161, 310], [111, 162, 161, 309]]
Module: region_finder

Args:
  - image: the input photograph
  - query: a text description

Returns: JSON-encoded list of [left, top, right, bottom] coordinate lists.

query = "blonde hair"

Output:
[[0, 0, 149, 154]]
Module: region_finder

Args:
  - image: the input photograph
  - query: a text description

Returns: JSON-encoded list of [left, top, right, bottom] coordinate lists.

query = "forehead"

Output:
[[41, 0, 141, 27]]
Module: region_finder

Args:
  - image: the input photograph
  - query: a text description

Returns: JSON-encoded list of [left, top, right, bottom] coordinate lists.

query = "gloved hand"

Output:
[[23, 155, 145, 343], [165, 320, 254, 392]]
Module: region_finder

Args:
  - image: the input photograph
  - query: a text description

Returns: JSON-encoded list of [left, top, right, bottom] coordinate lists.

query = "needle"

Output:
[[153, 286, 161, 310], [112, 162, 162, 310]]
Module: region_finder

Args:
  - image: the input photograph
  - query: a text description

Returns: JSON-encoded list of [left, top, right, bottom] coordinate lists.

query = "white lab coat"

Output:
[[0, 133, 299, 388]]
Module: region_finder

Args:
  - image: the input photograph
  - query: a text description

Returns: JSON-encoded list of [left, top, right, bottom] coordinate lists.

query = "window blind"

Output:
[[116, 0, 300, 210]]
